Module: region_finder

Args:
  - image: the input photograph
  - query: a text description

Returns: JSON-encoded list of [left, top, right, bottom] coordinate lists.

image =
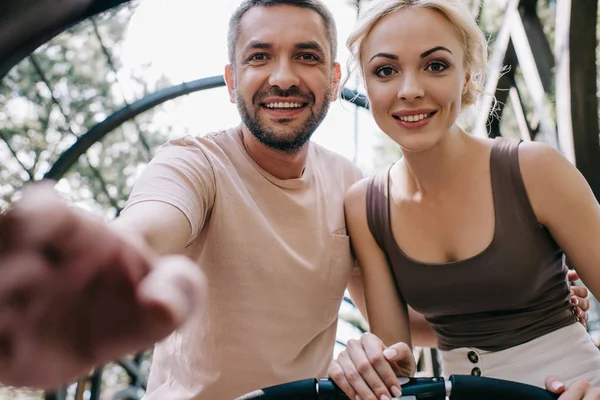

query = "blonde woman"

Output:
[[328, 1, 600, 399]]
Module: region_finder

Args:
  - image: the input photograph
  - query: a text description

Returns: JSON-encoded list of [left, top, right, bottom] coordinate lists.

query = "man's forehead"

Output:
[[236, 5, 330, 53]]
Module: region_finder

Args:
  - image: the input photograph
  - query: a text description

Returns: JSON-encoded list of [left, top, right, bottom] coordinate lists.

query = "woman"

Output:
[[329, 0, 600, 399]]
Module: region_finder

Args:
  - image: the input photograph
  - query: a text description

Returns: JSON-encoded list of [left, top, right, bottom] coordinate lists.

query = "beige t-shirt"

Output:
[[123, 126, 362, 400]]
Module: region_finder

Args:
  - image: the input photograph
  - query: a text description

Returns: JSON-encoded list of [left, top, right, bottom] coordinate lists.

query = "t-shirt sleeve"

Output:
[[123, 137, 216, 245]]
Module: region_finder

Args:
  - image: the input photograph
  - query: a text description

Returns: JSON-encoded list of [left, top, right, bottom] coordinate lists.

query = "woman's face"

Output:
[[361, 7, 469, 153]]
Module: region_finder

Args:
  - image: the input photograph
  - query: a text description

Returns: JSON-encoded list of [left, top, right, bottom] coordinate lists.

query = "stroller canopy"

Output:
[[0, 0, 131, 78]]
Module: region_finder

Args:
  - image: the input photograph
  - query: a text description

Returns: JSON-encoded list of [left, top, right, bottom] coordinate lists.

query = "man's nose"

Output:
[[268, 59, 300, 90]]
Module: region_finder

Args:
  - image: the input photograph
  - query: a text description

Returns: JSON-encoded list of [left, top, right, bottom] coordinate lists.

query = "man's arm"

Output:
[[0, 185, 206, 389], [0, 139, 214, 389], [111, 201, 192, 257]]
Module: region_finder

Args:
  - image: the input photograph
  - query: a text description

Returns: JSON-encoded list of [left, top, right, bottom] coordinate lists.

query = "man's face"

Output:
[[225, 5, 341, 153]]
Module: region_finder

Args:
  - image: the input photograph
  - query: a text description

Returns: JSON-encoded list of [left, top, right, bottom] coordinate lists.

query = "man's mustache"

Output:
[[254, 88, 314, 104]]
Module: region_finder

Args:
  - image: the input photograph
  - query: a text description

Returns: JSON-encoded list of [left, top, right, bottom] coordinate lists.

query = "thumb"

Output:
[[545, 376, 566, 394], [383, 342, 412, 361], [138, 255, 207, 332], [383, 342, 415, 375]]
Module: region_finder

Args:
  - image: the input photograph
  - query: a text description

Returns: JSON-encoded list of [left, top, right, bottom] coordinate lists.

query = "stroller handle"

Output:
[[235, 374, 560, 400]]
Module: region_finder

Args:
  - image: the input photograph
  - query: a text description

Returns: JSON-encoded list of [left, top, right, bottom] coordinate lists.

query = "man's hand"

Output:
[[0, 183, 206, 389], [328, 332, 415, 400], [546, 376, 600, 399], [568, 270, 590, 327]]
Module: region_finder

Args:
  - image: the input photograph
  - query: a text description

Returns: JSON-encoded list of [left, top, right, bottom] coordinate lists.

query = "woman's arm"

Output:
[[345, 178, 411, 346], [329, 178, 415, 400]]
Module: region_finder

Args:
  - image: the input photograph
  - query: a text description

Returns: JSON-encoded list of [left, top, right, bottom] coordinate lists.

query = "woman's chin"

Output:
[[394, 133, 442, 155]]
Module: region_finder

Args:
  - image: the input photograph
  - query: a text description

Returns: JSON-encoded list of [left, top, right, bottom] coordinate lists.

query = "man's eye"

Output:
[[299, 53, 318, 62], [249, 54, 268, 61]]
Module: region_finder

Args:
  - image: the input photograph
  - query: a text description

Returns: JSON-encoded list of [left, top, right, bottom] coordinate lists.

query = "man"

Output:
[[0, 0, 592, 398]]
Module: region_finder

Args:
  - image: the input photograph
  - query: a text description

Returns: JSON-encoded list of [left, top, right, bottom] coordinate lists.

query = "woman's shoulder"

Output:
[[345, 176, 371, 213]]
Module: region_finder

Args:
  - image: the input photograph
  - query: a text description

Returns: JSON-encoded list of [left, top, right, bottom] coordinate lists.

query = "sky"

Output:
[[119, 0, 388, 174]]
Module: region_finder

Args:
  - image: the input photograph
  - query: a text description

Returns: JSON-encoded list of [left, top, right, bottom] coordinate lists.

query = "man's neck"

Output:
[[240, 126, 310, 180]]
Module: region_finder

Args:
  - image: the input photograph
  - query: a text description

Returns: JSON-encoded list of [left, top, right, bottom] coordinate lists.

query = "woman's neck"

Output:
[[398, 126, 473, 199]]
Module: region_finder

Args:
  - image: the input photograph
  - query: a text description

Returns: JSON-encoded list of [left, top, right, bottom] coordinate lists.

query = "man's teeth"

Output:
[[399, 113, 433, 122], [264, 102, 303, 109]]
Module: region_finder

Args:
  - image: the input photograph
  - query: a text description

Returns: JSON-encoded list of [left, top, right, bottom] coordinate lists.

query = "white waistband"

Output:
[[439, 323, 600, 388]]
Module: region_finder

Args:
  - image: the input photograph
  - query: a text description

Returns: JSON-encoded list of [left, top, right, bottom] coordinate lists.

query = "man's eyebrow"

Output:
[[242, 40, 273, 53], [295, 41, 325, 54], [420, 46, 452, 58]]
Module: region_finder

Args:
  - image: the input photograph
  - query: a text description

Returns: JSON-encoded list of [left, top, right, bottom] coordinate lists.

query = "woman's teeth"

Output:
[[398, 112, 433, 122]]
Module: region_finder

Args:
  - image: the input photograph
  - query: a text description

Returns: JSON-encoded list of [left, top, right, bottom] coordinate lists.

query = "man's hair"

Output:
[[227, 0, 338, 66]]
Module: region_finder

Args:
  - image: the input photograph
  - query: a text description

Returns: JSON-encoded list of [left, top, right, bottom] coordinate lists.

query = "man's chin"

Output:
[[252, 130, 312, 153]]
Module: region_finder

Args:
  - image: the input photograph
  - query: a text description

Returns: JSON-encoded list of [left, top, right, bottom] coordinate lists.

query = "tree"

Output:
[[0, 2, 174, 218], [0, 3, 174, 399]]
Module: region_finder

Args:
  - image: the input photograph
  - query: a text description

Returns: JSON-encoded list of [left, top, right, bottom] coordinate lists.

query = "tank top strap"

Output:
[[366, 166, 393, 252], [490, 137, 540, 231]]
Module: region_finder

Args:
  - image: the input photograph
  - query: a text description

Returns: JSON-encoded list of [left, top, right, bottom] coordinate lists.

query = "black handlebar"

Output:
[[235, 375, 560, 400]]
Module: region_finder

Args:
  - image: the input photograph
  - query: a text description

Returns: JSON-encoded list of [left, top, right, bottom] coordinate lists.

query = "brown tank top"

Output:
[[366, 138, 577, 351]]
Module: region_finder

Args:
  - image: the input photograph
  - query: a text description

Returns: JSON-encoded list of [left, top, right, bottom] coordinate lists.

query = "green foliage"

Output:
[[0, 2, 177, 395], [0, 3, 174, 217]]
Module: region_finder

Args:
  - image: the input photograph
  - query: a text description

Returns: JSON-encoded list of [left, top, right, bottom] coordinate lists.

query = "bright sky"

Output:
[[119, 0, 388, 174]]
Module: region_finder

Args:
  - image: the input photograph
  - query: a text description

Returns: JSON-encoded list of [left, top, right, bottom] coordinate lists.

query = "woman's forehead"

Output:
[[361, 8, 464, 61]]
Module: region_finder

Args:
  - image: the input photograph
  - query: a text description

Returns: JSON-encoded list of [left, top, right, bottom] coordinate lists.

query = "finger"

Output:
[[556, 379, 591, 400], [329, 359, 357, 399], [7, 184, 75, 249], [40, 236, 150, 364], [138, 255, 206, 334], [573, 297, 590, 314], [571, 286, 589, 301], [0, 309, 15, 376], [348, 334, 394, 400], [0, 252, 48, 309], [339, 343, 380, 400], [577, 309, 588, 326], [567, 270, 580, 282], [582, 388, 600, 400], [545, 376, 566, 394], [85, 255, 196, 362], [384, 342, 416, 377], [58, 212, 149, 287], [361, 338, 404, 397]]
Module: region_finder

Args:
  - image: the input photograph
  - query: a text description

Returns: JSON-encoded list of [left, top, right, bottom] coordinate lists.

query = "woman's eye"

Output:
[[427, 61, 448, 72], [375, 66, 396, 77]]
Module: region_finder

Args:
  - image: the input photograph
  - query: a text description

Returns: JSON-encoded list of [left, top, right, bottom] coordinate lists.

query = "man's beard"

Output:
[[236, 86, 331, 153]]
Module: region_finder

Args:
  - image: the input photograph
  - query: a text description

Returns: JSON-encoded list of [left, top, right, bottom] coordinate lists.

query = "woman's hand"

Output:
[[328, 332, 415, 400]]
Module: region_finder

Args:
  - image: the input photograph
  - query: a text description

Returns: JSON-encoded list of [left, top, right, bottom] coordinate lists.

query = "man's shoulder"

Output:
[[156, 129, 237, 158], [310, 142, 363, 182]]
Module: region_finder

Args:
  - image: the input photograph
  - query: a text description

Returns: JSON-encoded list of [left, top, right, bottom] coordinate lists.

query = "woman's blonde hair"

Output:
[[346, 0, 488, 107]]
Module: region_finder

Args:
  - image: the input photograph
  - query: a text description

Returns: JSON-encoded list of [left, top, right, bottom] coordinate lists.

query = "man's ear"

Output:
[[330, 62, 342, 101], [225, 64, 236, 103]]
